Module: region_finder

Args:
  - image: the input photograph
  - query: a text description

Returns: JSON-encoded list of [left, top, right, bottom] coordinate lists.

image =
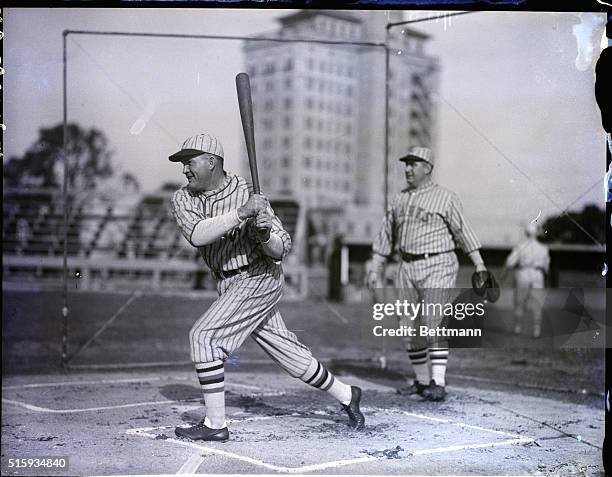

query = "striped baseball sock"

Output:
[[407, 347, 430, 383], [428, 347, 449, 387], [195, 360, 226, 429], [301, 358, 352, 405]]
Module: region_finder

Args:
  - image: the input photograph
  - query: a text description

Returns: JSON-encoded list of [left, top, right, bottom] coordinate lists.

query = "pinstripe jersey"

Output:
[[171, 173, 291, 273], [373, 179, 481, 258]]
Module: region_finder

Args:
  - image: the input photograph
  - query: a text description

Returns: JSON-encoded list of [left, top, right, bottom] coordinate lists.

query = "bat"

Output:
[[235, 72, 260, 195]]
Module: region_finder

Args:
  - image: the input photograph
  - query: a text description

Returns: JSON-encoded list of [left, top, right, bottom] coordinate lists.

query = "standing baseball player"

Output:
[[367, 146, 490, 401], [502, 223, 550, 338], [169, 133, 364, 441]]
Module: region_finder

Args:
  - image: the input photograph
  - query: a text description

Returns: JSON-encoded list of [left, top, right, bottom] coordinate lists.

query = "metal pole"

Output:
[[61, 31, 69, 367], [384, 35, 390, 214]]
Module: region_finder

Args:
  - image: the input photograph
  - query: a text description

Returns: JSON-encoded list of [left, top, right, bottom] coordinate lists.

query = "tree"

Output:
[[3, 123, 114, 191], [541, 204, 605, 245]]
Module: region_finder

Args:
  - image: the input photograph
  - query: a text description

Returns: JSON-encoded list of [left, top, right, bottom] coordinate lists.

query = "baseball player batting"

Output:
[[367, 146, 492, 401], [169, 133, 365, 441]]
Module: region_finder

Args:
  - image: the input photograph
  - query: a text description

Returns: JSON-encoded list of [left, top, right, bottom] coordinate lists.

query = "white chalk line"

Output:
[[412, 437, 533, 455], [127, 426, 377, 474], [176, 451, 208, 474], [128, 414, 533, 474], [3, 377, 261, 391], [1, 381, 281, 414], [2, 398, 175, 413]]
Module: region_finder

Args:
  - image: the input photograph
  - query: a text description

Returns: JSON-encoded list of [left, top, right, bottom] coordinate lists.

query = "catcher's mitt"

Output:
[[471, 270, 500, 303]]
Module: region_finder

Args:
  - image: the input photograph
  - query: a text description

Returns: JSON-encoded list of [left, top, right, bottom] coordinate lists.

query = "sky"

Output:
[[3, 8, 608, 246]]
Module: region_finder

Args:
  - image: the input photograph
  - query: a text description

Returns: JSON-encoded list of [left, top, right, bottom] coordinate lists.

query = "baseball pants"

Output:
[[189, 261, 313, 378], [514, 268, 546, 324], [396, 251, 459, 349]]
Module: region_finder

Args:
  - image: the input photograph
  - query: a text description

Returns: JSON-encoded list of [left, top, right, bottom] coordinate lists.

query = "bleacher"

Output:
[[3, 189, 307, 297]]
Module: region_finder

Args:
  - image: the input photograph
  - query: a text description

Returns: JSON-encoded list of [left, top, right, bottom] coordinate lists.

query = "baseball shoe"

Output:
[[422, 379, 447, 402], [342, 386, 365, 430], [175, 420, 229, 442], [396, 380, 427, 396]]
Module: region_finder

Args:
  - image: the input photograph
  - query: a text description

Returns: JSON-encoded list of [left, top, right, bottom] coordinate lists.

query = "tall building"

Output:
[[243, 10, 439, 252]]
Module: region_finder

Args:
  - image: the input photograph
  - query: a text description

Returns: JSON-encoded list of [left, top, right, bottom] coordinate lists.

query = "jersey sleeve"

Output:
[[445, 193, 481, 254], [372, 197, 397, 258], [170, 189, 204, 246]]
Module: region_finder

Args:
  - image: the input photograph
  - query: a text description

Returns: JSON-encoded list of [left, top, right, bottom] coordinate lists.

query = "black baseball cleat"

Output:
[[175, 420, 229, 442], [342, 386, 365, 430], [396, 380, 427, 396], [422, 379, 447, 402]]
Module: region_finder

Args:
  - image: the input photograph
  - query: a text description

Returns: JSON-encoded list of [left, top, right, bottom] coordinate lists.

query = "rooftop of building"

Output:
[[278, 10, 363, 26]]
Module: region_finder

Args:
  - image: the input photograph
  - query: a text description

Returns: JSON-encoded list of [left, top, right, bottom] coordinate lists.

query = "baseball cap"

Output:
[[169, 133, 224, 162], [399, 146, 434, 165]]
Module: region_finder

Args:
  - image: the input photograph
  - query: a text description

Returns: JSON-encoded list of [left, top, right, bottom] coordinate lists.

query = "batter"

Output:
[[169, 133, 364, 441]]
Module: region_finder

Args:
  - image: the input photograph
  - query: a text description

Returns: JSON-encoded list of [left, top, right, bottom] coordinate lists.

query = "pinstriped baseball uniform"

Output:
[[170, 173, 313, 376], [373, 178, 481, 347]]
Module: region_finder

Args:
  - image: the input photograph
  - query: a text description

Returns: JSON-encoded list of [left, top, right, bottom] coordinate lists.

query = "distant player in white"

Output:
[[503, 223, 550, 338], [367, 146, 490, 401], [169, 133, 364, 442]]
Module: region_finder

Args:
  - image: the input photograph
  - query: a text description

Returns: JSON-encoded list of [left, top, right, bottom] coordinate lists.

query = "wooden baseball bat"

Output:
[[235, 73, 260, 195]]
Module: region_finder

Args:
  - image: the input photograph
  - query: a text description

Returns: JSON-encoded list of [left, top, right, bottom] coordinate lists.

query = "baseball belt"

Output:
[[212, 265, 250, 281], [400, 250, 453, 263]]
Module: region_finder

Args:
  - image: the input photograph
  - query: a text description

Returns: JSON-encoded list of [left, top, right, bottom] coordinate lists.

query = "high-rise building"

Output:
[[243, 10, 439, 252]]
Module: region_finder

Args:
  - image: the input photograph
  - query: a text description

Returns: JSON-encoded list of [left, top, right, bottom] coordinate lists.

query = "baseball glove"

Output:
[[471, 270, 500, 303]]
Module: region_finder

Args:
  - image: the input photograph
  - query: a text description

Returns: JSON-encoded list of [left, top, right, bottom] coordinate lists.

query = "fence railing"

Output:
[[2, 254, 309, 299]]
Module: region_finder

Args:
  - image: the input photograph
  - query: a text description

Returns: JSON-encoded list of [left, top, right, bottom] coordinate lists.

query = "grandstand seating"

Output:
[[3, 189, 307, 296]]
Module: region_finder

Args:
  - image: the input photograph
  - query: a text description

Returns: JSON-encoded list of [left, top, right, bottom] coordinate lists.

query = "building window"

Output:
[[281, 176, 290, 187], [283, 58, 293, 71], [283, 116, 292, 128], [304, 136, 312, 149], [264, 63, 275, 75], [282, 136, 291, 148], [304, 177, 311, 188], [263, 138, 273, 150], [265, 81, 274, 92], [284, 78, 292, 89], [281, 157, 291, 168], [283, 97, 293, 109], [306, 77, 314, 90], [303, 156, 312, 168], [306, 98, 314, 110], [264, 99, 274, 111]]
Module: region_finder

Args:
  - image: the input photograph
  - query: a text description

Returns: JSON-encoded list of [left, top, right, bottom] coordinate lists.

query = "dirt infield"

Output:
[[1, 290, 605, 475], [1, 369, 604, 475]]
